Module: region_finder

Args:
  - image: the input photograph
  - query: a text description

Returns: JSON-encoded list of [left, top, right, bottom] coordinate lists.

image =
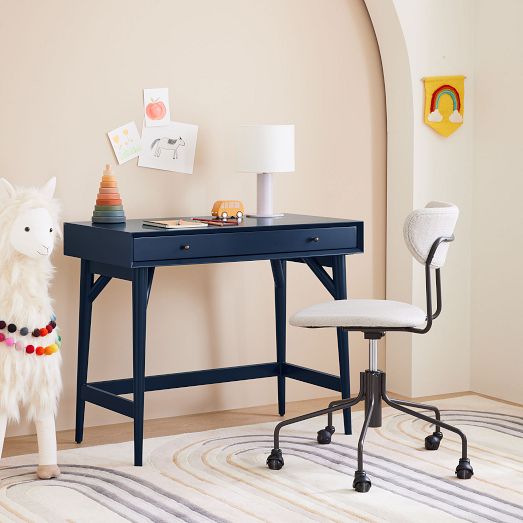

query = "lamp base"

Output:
[[256, 172, 285, 217], [247, 213, 284, 219]]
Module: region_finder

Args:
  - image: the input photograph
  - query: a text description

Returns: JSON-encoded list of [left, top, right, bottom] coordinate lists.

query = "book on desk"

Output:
[[142, 219, 208, 229], [143, 218, 240, 228]]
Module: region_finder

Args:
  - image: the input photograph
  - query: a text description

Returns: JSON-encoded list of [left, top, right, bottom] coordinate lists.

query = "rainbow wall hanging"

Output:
[[423, 75, 465, 137]]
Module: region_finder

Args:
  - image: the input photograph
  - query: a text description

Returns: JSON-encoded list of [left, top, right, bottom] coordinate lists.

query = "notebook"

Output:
[[143, 219, 208, 229]]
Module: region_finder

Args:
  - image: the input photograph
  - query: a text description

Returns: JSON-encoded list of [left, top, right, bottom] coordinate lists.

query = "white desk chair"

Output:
[[266, 202, 473, 493]]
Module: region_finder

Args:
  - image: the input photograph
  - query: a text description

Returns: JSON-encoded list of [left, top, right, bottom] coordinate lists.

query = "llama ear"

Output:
[[41, 177, 56, 200], [0, 178, 15, 201]]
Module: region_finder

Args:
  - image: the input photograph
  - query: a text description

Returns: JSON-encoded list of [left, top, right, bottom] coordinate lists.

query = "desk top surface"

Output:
[[65, 214, 363, 237]]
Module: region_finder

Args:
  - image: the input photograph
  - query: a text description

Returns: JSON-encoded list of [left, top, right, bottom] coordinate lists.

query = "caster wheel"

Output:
[[317, 425, 335, 445], [425, 431, 443, 450], [456, 458, 473, 479], [353, 471, 371, 493], [267, 449, 284, 470]]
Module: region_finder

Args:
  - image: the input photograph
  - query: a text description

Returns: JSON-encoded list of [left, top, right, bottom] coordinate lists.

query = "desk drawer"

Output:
[[133, 226, 357, 262]]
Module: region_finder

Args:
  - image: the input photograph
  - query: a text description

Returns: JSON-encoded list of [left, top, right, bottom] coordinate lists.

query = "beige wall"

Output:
[[471, 0, 523, 403], [366, 0, 475, 397], [0, 0, 386, 436], [366, 0, 522, 405]]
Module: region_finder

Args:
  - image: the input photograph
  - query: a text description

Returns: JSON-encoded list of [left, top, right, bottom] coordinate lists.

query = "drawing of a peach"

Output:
[[146, 99, 166, 120]]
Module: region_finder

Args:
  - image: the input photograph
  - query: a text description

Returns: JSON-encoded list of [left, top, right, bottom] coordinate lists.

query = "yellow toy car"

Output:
[[211, 200, 245, 219]]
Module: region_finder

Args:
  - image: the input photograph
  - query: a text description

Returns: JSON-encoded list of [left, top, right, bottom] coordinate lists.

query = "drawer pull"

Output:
[[182, 244, 190, 250], [310, 236, 320, 242]]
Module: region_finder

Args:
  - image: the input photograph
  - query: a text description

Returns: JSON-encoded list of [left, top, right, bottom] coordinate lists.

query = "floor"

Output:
[[3, 393, 522, 522], [3, 390, 506, 458]]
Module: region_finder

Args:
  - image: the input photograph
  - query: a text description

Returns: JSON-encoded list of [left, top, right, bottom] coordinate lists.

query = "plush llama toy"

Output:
[[0, 177, 62, 479]]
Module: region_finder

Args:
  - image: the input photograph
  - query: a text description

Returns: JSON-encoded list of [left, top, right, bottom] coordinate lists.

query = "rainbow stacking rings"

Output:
[[92, 169, 126, 224]]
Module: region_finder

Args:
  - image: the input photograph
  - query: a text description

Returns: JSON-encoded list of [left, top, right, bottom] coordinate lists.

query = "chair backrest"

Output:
[[403, 201, 459, 268]]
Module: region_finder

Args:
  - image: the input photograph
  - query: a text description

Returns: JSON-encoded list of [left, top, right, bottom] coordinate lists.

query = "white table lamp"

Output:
[[237, 124, 295, 218]]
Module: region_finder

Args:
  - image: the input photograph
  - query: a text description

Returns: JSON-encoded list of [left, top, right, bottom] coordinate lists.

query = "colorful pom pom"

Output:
[[45, 344, 58, 355], [0, 316, 60, 355]]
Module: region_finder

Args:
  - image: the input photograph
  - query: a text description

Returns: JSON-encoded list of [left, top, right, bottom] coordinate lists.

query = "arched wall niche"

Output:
[[364, 0, 475, 397]]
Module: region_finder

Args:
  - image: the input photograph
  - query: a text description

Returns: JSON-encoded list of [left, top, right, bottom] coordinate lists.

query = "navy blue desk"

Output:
[[64, 214, 364, 465]]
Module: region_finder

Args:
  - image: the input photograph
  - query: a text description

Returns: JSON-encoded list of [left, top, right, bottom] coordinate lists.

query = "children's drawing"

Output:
[[138, 122, 198, 174], [107, 122, 142, 164], [143, 88, 171, 127], [146, 100, 167, 121], [151, 136, 186, 159]]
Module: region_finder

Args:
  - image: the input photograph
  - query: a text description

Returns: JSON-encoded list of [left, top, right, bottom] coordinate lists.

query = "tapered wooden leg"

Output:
[[132, 268, 149, 466], [75, 260, 94, 444], [333, 255, 352, 435], [271, 260, 287, 416]]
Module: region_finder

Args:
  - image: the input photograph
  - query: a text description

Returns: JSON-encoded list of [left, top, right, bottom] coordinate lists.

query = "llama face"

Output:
[[10, 207, 56, 259]]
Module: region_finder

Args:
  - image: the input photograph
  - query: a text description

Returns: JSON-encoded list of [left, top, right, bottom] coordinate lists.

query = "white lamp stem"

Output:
[[257, 172, 274, 217]]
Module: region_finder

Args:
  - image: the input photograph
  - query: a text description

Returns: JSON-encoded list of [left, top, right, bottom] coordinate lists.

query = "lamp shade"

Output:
[[237, 124, 295, 173]]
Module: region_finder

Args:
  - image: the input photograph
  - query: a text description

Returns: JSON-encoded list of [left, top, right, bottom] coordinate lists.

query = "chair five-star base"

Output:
[[266, 334, 473, 493]]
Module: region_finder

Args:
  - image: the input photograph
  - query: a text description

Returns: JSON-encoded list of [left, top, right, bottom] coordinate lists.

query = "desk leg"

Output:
[[333, 255, 352, 435], [75, 260, 94, 444], [132, 268, 149, 466], [271, 260, 287, 416]]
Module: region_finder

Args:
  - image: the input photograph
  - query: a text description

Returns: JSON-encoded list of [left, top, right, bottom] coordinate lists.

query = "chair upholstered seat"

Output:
[[290, 299, 426, 329]]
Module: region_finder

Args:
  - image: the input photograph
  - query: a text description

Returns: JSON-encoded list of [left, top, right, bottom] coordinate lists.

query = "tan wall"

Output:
[[0, 0, 386, 436], [471, 0, 523, 403], [366, 0, 475, 397], [367, 0, 522, 404]]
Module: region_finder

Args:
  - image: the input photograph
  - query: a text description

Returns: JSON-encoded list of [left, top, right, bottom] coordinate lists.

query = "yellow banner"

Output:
[[423, 75, 465, 137]]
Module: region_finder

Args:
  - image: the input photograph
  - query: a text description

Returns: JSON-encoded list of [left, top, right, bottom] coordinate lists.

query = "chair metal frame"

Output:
[[266, 235, 474, 492]]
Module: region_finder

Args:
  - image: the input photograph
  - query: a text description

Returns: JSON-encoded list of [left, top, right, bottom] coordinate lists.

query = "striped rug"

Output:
[[0, 394, 521, 522]]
